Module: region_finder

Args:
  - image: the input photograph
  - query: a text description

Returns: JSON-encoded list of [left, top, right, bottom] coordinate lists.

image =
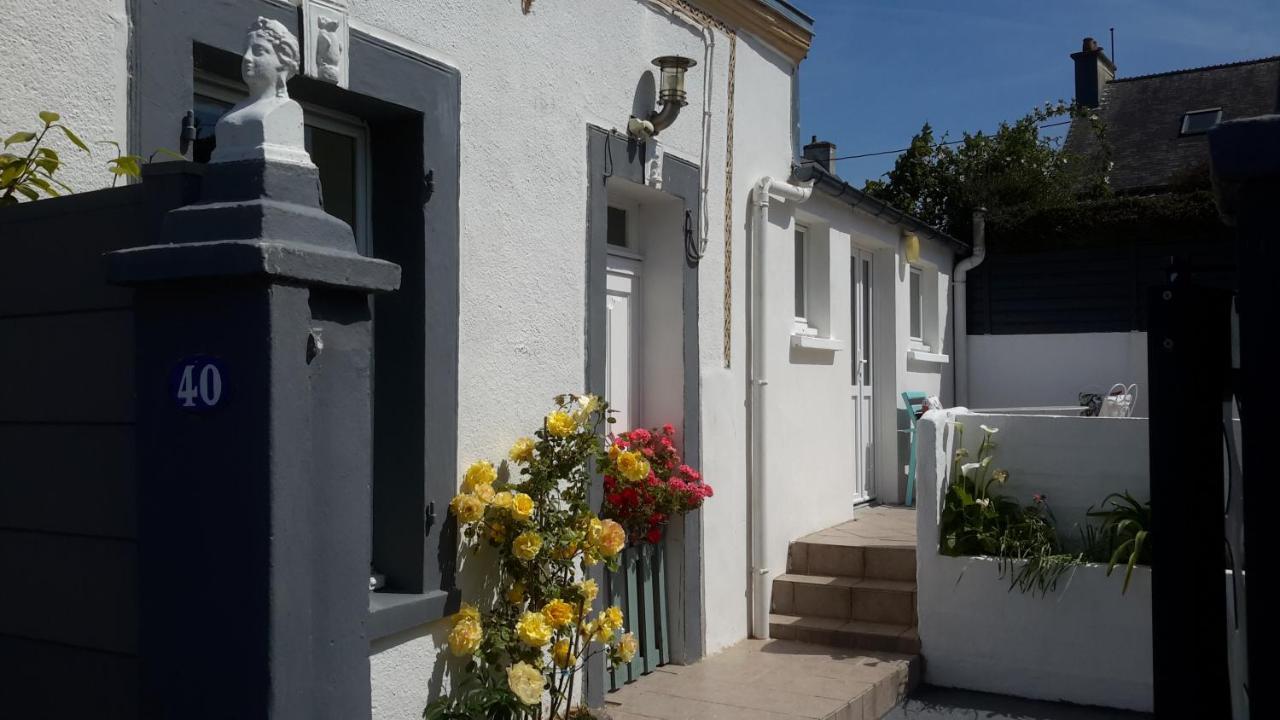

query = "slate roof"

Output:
[[1064, 56, 1280, 193]]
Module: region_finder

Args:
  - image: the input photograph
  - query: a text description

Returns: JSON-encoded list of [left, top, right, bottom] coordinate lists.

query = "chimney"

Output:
[[1071, 37, 1116, 108], [802, 136, 837, 173]]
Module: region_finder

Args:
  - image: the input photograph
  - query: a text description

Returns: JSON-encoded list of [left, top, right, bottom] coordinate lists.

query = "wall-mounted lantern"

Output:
[[628, 55, 697, 140]]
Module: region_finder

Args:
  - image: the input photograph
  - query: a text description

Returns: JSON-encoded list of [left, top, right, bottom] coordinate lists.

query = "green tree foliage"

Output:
[[863, 102, 1109, 244]]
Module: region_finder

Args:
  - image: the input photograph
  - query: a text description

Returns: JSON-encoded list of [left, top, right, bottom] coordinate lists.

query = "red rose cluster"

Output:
[[601, 423, 713, 544]]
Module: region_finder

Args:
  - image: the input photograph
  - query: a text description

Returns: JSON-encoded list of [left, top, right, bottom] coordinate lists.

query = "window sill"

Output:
[[907, 348, 949, 363], [791, 333, 844, 351], [368, 588, 457, 640]]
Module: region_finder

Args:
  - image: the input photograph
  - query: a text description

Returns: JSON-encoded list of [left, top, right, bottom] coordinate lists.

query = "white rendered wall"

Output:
[[967, 332, 1149, 417], [915, 410, 1153, 712], [344, 3, 794, 716], [0, 0, 130, 195]]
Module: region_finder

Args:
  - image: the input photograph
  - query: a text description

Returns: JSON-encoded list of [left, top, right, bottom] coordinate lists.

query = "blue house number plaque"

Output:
[[171, 355, 227, 412]]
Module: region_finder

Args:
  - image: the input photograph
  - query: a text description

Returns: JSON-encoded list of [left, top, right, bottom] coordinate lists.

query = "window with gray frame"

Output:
[[184, 33, 462, 637]]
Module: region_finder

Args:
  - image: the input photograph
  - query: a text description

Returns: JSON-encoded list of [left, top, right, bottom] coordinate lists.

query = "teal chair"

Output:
[[901, 391, 929, 507]]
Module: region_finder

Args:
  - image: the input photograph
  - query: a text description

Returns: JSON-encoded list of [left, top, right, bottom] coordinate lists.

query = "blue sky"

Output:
[[797, 0, 1280, 186]]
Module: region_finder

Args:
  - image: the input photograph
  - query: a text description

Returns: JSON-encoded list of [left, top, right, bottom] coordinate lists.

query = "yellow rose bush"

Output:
[[427, 394, 638, 720]]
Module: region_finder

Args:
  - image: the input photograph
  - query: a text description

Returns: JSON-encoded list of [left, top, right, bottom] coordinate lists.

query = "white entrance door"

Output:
[[605, 252, 642, 432], [851, 248, 875, 503]]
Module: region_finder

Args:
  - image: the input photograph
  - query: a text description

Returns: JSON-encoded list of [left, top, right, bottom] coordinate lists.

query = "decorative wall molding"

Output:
[[302, 0, 350, 88]]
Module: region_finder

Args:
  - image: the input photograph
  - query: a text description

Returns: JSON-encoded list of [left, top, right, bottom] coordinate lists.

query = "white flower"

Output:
[[979, 425, 999, 435], [977, 498, 991, 508], [961, 462, 981, 479]]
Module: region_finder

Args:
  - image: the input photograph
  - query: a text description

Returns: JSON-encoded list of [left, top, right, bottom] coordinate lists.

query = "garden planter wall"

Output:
[[915, 410, 1153, 712]]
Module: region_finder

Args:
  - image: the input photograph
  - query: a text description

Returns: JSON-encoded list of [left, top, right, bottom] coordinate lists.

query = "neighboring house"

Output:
[[962, 37, 1259, 416], [0, 1, 959, 718], [746, 143, 961, 630]]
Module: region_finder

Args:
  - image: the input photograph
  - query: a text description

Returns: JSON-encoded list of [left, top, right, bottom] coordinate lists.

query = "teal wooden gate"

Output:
[[606, 540, 670, 689]]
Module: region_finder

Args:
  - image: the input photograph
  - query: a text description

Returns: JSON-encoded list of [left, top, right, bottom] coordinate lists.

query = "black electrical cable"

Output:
[[829, 120, 1073, 162]]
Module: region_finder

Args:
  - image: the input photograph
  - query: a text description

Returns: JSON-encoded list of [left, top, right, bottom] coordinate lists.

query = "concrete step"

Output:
[[772, 573, 917, 625], [788, 540, 917, 582], [770, 613, 922, 656]]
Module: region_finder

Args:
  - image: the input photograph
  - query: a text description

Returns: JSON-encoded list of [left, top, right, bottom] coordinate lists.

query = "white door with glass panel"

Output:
[[851, 248, 875, 503], [605, 205, 642, 432]]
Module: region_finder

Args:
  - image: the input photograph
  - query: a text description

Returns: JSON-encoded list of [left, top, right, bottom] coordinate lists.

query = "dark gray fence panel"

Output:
[[0, 310, 135, 423], [0, 529, 138, 654], [0, 424, 136, 538], [0, 185, 145, 715], [0, 633, 139, 719], [0, 187, 143, 317], [968, 239, 1235, 334]]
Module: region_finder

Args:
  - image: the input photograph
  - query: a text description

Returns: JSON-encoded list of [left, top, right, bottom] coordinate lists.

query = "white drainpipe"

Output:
[[953, 208, 987, 407], [748, 176, 812, 639]]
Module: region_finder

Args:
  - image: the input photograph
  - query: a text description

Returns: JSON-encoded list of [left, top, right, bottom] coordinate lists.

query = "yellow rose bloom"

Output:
[[516, 611, 552, 647], [592, 619, 615, 643], [450, 493, 485, 524], [598, 519, 626, 557], [601, 605, 624, 634], [508, 437, 536, 464], [552, 638, 573, 669], [462, 460, 497, 493], [492, 491, 514, 510], [555, 541, 579, 560], [507, 661, 544, 705], [584, 516, 603, 545], [448, 617, 482, 656], [541, 599, 576, 628], [616, 632, 638, 664], [546, 410, 575, 438], [512, 531, 543, 561], [453, 602, 481, 624], [473, 483, 496, 504], [510, 493, 535, 522], [572, 394, 599, 425], [576, 578, 598, 605], [615, 451, 650, 482], [505, 582, 526, 605]]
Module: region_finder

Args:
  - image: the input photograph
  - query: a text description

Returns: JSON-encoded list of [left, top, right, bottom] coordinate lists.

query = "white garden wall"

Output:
[[915, 410, 1153, 712], [967, 332, 1149, 417]]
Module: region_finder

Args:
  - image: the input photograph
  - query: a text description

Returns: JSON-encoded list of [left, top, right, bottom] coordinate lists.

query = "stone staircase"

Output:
[[769, 526, 920, 655]]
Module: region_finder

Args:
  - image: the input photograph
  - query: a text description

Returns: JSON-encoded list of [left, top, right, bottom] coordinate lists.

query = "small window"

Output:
[[1180, 108, 1223, 137], [909, 266, 923, 342], [794, 225, 808, 324], [607, 206, 628, 247]]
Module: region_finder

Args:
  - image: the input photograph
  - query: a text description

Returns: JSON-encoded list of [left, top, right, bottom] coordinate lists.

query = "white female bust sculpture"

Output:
[[211, 17, 314, 166]]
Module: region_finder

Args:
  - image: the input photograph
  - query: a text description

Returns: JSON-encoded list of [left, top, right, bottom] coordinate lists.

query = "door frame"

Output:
[[585, 126, 703, 702], [851, 246, 876, 504]]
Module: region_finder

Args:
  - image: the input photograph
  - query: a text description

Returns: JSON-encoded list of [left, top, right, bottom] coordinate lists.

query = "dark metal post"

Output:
[[1147, 279, 1232, 717], [1209, 115, 1280, 720], [110, 159, 399, 719]]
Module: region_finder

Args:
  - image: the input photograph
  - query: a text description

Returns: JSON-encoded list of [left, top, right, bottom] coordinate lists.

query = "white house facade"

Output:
[[1, 1, 969, 718]]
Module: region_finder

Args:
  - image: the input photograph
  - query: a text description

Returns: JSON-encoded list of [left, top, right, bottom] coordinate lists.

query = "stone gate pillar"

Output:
[[110, 155, 398, 718], [109, 27, 399, 707]]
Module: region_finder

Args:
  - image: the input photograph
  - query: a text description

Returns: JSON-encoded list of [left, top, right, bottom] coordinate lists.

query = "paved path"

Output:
[[799, 506, 916, 548], [606, 638, 916, 720]]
